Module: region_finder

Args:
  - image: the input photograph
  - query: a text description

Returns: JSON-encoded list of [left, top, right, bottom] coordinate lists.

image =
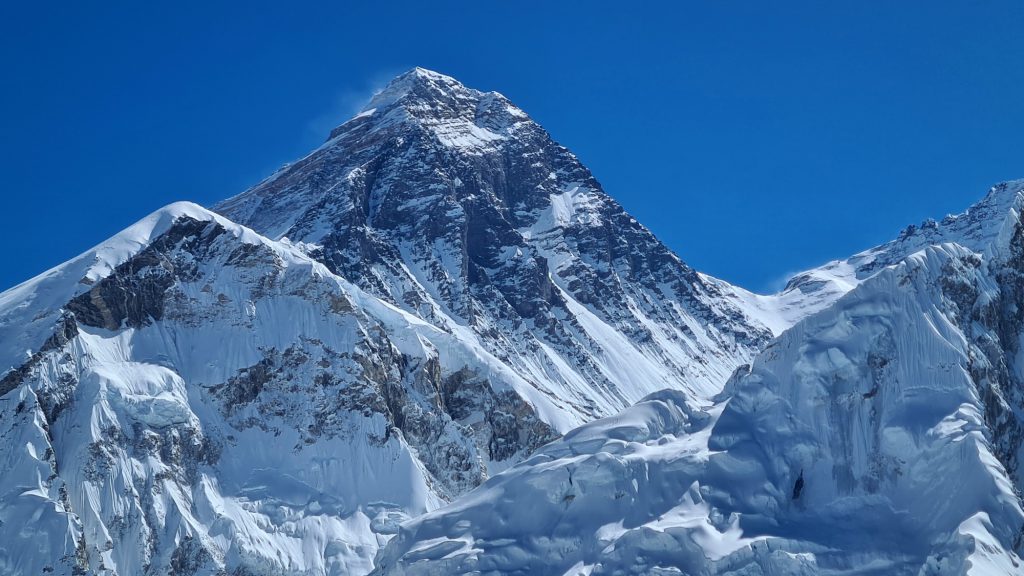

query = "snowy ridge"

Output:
[[731, 179, 1024, 334], [0, 202, 215, 379], [0, 203, 567, 574], [374, 227, 1024, 575]]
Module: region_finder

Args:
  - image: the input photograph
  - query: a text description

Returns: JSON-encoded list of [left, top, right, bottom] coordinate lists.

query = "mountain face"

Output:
[[215, 68, 775, 416], [0, 69, 789, 576], [374, 181, 1024, 575], [0, 205, 507, 575]]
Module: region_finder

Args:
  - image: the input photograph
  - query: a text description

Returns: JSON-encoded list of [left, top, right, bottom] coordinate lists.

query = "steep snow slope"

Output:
[[374, 200, 1024, 574], [216, 68, 774, 417], [0, 203, 571, 575]]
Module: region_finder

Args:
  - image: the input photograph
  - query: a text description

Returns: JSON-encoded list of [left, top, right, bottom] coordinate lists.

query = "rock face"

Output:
[[0, 70, 786, 576], [216, 68, 775, 417], [374, 181, 1024, 576]]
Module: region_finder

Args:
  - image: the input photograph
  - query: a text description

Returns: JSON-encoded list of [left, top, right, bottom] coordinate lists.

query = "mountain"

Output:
[[0, 204, 493, 574], [374, 181, 1024, 575], [5, 65, 1021, 576], [215, 67, 777, 414], [0, 69, 790, 575]]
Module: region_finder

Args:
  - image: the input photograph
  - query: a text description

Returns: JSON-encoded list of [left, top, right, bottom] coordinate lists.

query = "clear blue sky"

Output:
[[2, 2, 1022, 293]]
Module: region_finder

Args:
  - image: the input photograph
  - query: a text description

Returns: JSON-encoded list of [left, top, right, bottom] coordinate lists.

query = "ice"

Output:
[[374, 238, 1024, 575]]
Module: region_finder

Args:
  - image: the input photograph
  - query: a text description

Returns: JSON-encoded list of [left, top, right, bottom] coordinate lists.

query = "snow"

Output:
[[361, 68, 460, 112], [725, 179, 1024, 337], [4, 218, 458, 573], [0, 385, 80, 576], [373, 186, 1024, 575], [353, 107, 377, 120], [524, 183, 602, 236], [0, 202, 207, 377], [0, 196, 633, 572]]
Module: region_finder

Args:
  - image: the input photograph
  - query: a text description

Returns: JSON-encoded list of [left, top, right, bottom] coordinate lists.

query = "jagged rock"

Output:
[[217, 68, 776, 412]]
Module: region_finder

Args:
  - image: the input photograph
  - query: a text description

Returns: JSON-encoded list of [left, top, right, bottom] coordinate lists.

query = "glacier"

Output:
[[374, 181, 1024, 575]]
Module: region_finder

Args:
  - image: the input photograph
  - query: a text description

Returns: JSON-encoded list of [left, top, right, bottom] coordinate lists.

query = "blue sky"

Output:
[[2, 2, 1022, 293]]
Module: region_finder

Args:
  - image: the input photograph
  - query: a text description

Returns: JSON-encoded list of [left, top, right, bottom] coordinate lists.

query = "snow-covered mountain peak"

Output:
[[0, 202, 243, 380], [334, 67, 526, 150], [361, 67, 477, 112], [217, 68, 775, 411], [0, 199, 290, 313], [0, 69, 793, 575], [4, 61, 1024, 573], [0, 193, 580, 574]]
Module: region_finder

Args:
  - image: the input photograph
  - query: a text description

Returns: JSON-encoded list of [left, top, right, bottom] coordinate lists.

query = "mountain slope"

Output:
[[0, 203, 568, 575], [216, 68, 775, 418], [373, 182, 1024, 575]]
